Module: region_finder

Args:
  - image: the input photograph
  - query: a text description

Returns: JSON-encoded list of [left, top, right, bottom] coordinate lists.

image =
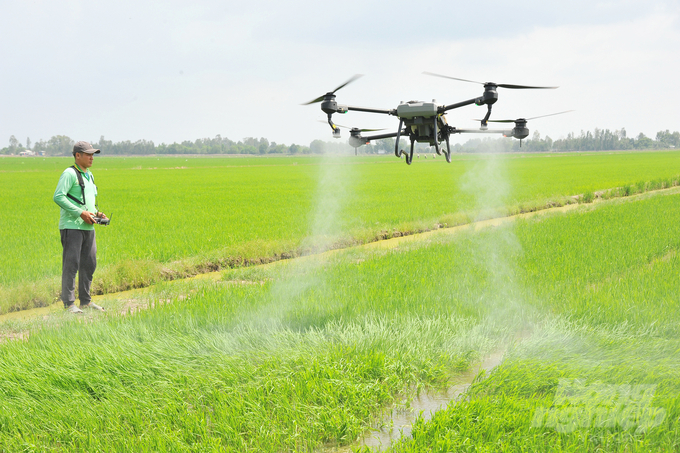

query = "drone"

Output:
[[304, 73, 571, 164]]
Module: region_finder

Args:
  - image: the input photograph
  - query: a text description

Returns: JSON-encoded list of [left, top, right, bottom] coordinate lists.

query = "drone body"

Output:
[[304, 73, 570, 164]]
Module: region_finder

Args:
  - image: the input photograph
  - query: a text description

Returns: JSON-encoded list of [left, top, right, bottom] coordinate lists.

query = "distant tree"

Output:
[[32, 138, 47, 153], [46, 135, 74, 156], [634, 133, 654, 149], [269, 143, 288, 154], [98, 136, 113, 153], [372, 138, 395, 154], [656, 130, 680, 149], [26, 137, 31, 150], [9, 135, 21, 154], [309, 140, 324, 154]]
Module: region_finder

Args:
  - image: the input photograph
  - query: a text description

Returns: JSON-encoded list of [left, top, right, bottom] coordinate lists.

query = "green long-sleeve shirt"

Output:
[[53, 165, 98, 230]]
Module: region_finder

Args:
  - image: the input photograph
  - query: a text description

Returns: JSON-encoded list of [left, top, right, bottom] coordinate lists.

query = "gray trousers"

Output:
[[60, 229, 97, 308]]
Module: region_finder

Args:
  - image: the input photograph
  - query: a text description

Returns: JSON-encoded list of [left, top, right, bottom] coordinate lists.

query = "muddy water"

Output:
[[322, 351, 506, 452]]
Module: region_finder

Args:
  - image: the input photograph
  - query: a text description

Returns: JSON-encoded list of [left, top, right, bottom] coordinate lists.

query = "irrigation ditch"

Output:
[[321, 349, 508, 452]]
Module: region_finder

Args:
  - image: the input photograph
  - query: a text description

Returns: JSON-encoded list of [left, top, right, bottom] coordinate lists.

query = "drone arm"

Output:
[[346, 105, 396, 115], [440, 97, 483, 113], [451, 127, 514, 136], [355, 130, 403, 142]]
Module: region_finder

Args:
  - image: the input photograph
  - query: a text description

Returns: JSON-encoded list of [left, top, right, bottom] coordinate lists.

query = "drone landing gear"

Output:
[[396, 142, 414, 165], [394, 119, 404, 159], [433, 117, 452, 163], [436, 122, 452, 163], [434, 142, 451, 163], [433, 118, 442, 156], [406, 141, 415, 165], [434, 140, 450, 162], [443, 133, 451, 163], [393, 118, 412, 164]]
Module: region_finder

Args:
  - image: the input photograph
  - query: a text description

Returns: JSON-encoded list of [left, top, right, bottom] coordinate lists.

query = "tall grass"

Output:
[[379, 194, 680, 452], [2, 189, 680, 450]]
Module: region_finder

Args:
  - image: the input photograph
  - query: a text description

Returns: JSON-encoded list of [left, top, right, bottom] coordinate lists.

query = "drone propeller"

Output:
[[423, 71, 558, 90], [318, 122, 385, 154], [303, 74, 363, 105], [475, 110, 575, 123]]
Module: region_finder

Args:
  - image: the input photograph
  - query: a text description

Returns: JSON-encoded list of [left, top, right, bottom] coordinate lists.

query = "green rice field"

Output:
[[1, 151, 680, 451], [2, 151, 680, 312]]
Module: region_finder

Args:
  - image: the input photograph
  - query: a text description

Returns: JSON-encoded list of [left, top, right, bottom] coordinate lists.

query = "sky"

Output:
[[1, 0, 679, 148]]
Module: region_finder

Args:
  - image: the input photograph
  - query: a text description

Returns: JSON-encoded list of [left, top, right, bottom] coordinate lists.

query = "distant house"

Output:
[[19, 150, 35, 156]]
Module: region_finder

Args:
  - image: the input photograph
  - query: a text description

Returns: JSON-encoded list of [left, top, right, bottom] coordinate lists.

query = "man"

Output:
[[53, 141, 106, 313]]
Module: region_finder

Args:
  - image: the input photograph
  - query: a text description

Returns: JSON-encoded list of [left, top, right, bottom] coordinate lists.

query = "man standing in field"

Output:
[[53, 141, 106, 313]]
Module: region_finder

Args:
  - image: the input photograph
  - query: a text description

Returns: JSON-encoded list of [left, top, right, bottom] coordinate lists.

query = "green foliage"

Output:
[[31, 135, 74, 156], [655, 129, 680, 148], [457, 127, 680, 153], [580, 190, 594, 203]]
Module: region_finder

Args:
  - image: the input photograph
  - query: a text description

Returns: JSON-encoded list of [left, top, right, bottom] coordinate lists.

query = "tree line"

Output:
[[1, 135, 309, 156], [2, 128, 679, 156], [454, 128, 680, 153]]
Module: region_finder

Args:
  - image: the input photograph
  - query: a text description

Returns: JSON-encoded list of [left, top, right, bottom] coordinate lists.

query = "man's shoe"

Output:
[[67, 304, 84, 314], [80, 302, 105, 311]]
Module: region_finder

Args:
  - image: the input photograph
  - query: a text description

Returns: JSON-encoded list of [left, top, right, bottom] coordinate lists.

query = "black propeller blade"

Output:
[[303, 74, 363, 105], [423, 71, 558, 90], [476, 110, 575, 123]]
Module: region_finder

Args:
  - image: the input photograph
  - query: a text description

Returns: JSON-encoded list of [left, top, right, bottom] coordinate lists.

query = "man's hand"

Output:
[[80, 211, 96, 225]]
